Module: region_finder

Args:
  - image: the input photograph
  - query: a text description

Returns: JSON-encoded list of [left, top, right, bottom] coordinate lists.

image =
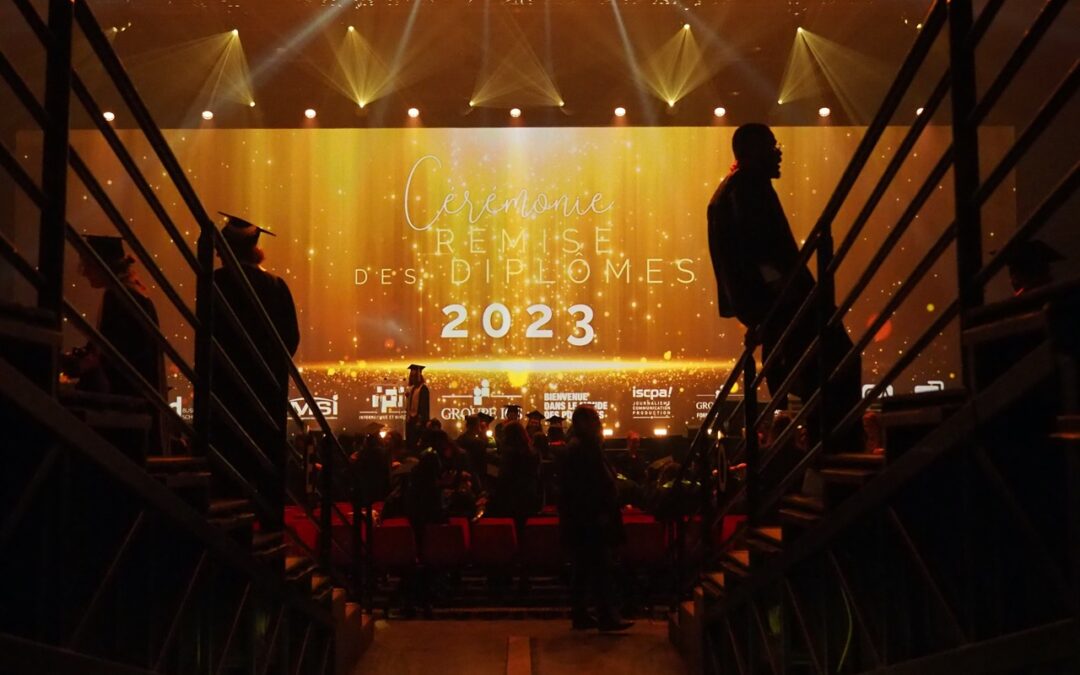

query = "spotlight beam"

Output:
[[608, 0, 656, 125]]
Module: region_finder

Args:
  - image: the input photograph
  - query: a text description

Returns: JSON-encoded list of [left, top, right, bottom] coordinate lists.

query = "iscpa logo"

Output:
[[290, 394, 339, 420], [372, 386, 404, 414], [632, 386, 673, 400]]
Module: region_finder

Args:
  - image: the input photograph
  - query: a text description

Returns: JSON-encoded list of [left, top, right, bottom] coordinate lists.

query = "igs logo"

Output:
[[371, 386, 404, 414], [290, 394, 339, 420]]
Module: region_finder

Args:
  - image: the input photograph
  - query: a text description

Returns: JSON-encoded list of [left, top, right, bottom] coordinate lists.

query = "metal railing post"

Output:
[[744, 350, 760, 524], [37, 0, 73, 341], [319, 435, 333, 572], [948, 0, 984, 375], [815, 231, 837, 451], [192, 229, 216, 456]]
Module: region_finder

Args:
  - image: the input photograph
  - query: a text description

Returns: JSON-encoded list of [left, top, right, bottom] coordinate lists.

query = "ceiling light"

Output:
[[818, 106, 831, 118], [713, 106, 726, 118], [102, 111, 115, 122], [407, 107, 420, 118], [201, 110, 213, 121], [509, 107, 522, 118], [916, 107, 925, 116], [231, 29, 239, 36], [614, 106, 626, 117], [304, 108, 317, 119]]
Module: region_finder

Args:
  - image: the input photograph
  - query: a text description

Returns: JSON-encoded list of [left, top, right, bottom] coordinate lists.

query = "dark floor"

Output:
[[352, 618, 686, 675]]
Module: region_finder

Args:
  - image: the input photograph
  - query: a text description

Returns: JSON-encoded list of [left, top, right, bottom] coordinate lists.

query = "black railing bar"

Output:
[[208, 394, 279, 476], [154, 550, 209, 671], [69, 72, 201, 272], [717, 344, 1052, 621], [0, 633, 159, 675], [828, 70, 1080, 396], [826, 551, 883, 667], [0, 231, 45, 291], [258, 606, 287, 675], [827, 220, 958, 411], [783, 579, 827, 675], [0, 448, 59, 549], [10, 0, 49, 43], [72, 1, 221, 251], [747, 384, 822, 478], [827, 72, 953, 278], [760, 301, 960, 514], [0, 50, 48, 128], [969, 0, 1007, 45], [212, 229, 343, 457], [68, 510, 146, 647], [61, 304, 189, 432], [0, 141, 47, 210], [210, 337, 286, 435], [975, 59, 1079, 206], [69, 149, 199, 328], [974, 160, 1080, 289], [294, 623, 314, 675], [749, 598, 781, 674], [969, 0, 1070, 127], [212, 286, 292, 420], [65, 226, 199, 383], [213, 583, 251, 675], [828, 147, 955, 341], [750, 335, 825, 435], [752, 0, 949, 342], [685, 351, 751, 463], [318, 637, 332, 675], [202, 441, 280, 526], [0, 357, 332, 625]]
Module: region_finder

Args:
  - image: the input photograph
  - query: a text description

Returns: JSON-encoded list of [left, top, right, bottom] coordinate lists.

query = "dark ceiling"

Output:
[[1, 0, 1076, 128]]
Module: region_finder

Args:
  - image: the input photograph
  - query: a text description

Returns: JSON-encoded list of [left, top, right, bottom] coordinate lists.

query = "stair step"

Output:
[[779, 508, 821, 528], [157, 471, 211, 488], [821, 452, 885, 469], [146, 455, 207, 474], [209, 498, 251, 516], [963, 309, 1047, 348], [781, 494, 824, 513], [819, 467, 876, 485], [718, 550, 750, 579], [210, 511, 256, 532], [1053, 415, 1080, 441], [745, 527, 784, 555]]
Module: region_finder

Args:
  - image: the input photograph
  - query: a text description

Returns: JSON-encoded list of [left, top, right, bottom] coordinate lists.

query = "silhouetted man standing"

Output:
[[707, 124, 860, 451]]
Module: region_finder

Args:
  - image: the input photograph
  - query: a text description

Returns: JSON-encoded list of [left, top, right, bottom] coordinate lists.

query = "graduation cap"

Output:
[[526, 410, 545, 421], [476, 412, 495, 424], [1006, 239, 1063, 271], [504, 404, 521, 414], [219, 211, 276, 249], [408, 364, 426, 371], [362, 421, 385, 436], [546, 415, 565, 426], [85, 234, 126, 266]]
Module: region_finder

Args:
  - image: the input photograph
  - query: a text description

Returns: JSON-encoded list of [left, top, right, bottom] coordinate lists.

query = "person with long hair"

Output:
[[63, 235, 164, 400], [559, 405, 633, 632], [489, 420, 541, 528]]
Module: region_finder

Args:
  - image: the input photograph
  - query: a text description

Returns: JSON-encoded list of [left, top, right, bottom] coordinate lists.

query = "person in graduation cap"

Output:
[[1006, 238, 1063, 295], [211, 212, 299, 530], [63, 234, 165, 400], [525, 409, 545, 437], [404, 364, 430, 452], [456, 414, 491, 493], [546, 415, 567, 444]]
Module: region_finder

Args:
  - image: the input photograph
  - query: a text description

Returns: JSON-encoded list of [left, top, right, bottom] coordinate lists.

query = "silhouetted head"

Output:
[[732, 123, 782, 179], [1006, 239, 1061, 295], [570, 404, 602, 443]]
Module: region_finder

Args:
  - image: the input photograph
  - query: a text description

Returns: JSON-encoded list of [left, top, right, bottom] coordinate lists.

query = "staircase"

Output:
[[0, 1, 371, 673], [667, 0, 1080, 671]]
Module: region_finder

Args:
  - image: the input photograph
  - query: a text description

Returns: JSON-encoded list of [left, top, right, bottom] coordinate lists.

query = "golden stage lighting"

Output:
[[407, 107, 420, 118], [305, 108, 317, 119], [469, 11, 563, 110], [641, 25, 713, 109], [509, 108, 522, 118], [201, 110, 214, 120], [713, 106, 726, 118], [779, 26, 890, 122], [102, 111, 115, 122], [614, 106, 626, 117], [818, 106, 831, 117]]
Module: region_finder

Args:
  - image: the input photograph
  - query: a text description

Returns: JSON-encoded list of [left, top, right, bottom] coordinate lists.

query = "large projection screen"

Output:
[[27, 126, 1014, 435]]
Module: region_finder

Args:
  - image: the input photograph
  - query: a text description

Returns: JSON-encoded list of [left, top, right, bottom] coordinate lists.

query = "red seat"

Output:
[[519, 516, 564, 569], [622, 515, 667, 568], [470, 518, 518, 567], [372, 518, 417, 569], [421, 519, 470, 568]]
